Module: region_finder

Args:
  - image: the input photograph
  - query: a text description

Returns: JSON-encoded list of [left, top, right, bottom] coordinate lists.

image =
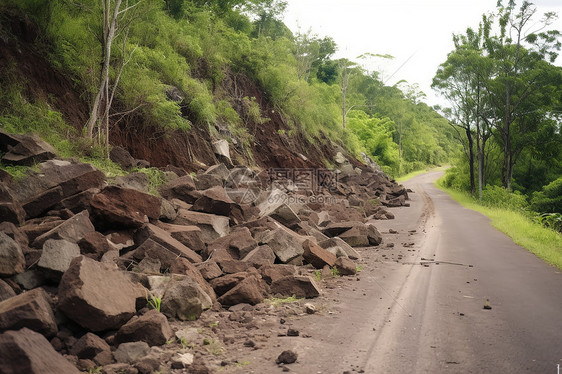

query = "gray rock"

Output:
[[113, 341, 150, 364], [173, 209, 230, 243], [32, 210, 95, 248], [38, 239, 81, 277], [159, 275, 212, 321], [261, 228, 304, 264]]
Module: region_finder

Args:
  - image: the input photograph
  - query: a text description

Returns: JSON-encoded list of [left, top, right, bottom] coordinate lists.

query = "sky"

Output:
[[283, 0, 562, 107]]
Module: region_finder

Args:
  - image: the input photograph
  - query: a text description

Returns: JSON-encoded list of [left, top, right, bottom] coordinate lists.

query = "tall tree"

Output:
[[483, 0, 561, 189]]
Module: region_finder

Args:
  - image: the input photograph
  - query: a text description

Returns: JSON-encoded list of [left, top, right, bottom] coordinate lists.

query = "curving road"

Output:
[[282, 171, 562, 374]]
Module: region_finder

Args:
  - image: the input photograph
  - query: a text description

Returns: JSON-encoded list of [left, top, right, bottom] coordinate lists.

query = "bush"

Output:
[[530, 177, 562, 214], [481, 185, 529, 211]]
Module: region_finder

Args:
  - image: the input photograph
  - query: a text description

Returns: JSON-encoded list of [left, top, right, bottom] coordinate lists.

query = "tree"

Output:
[[433, 31, 493, 197], [85, 0, 141, 156], [482, 0, 561, 189]]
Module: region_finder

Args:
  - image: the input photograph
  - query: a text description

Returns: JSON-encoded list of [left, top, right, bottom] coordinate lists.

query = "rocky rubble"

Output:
[[0, 134, 409, 373]]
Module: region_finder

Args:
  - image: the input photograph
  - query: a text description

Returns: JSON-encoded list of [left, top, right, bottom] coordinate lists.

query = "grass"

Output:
[[396, 165, 448, 183], [435, 180, 562, 270], [263, 295, 300, 306]]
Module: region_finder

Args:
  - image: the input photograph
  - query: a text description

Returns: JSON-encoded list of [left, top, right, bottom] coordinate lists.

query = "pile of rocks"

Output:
[[0, 132, 408, 373]]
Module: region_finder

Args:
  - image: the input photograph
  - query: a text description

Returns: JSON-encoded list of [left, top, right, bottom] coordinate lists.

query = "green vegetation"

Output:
[[0, 0, 456, 177], [395, 166, 447, 183], [145, 292, 162, 312], [433, 1, 561, 231], [436, 179, 562, 270], [263, 295, 300, 306]]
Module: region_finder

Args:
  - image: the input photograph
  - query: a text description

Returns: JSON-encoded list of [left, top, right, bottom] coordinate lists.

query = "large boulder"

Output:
[[173, 209, 230, 244], [114, 309, 173, 346], [0, 232, 25, 276], [32, 210, 95, 248], [0, 328, 80, 374], [90, 186, 161, 230], [0, 132, 56, 166], [11, 160, 106, 219], [58, 256, 143, 331], [0, 288, 58, 338]]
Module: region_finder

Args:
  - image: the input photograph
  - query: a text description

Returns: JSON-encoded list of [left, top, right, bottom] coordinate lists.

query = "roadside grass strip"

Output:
[[435, 182, 562, 270]]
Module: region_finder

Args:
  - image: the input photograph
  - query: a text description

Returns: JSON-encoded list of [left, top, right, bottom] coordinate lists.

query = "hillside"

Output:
[[0, 1, 457, 176]]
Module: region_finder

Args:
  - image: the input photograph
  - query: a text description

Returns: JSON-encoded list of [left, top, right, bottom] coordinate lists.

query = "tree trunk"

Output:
[[85, 0, 122, 140], [466, 127, 475, 196]]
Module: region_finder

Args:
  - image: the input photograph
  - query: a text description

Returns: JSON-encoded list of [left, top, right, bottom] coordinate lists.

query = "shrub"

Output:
[[530, 177, 562, 214], [481, 185, 529, 211]]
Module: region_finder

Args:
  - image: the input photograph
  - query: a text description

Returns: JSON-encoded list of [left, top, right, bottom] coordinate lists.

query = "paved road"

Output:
[[289, 171, 562, 374]]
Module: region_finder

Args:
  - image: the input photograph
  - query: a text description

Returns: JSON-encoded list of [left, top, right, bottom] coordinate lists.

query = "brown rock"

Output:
[[1, 132, 56, 166], [78, 231, 113, 260], [0, 288, 57, 337], [155, 222, 205, 253], [114, 309, 173, 346], [20, 217, 63, 244], [242, 245, 276, 266], [196, 261, 223, 281], [0, 221, 29, 248], [270, 275, 321, 298], [210, 272, 248, 296], [0, 328, 80, 373], [0, 279, 16, 302], [109, 146, 136, 169], [0, 232, 25, 276], [191, 186, 235, 217], [58, 256, 142, 331], [69, 332, 111, 359], [90, 186, 161, 230], [302, 239, 337, 269], [134, 223, 201, 263], [0, 184, 25, 225], [217, 275, 266, 306], [259, 264, 297, 285], [159, 174, 197, 203]]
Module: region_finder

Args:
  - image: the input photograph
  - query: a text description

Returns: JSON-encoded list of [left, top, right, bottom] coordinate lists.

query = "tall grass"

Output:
[[435, 180, 562, 270]]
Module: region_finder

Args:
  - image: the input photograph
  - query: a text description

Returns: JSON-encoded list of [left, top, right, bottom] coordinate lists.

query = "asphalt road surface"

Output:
[[284, 171, 562, 374]]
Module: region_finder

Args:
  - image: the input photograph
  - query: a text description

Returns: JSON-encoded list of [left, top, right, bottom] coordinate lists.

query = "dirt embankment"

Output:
[[0, 9, 359, 173]]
